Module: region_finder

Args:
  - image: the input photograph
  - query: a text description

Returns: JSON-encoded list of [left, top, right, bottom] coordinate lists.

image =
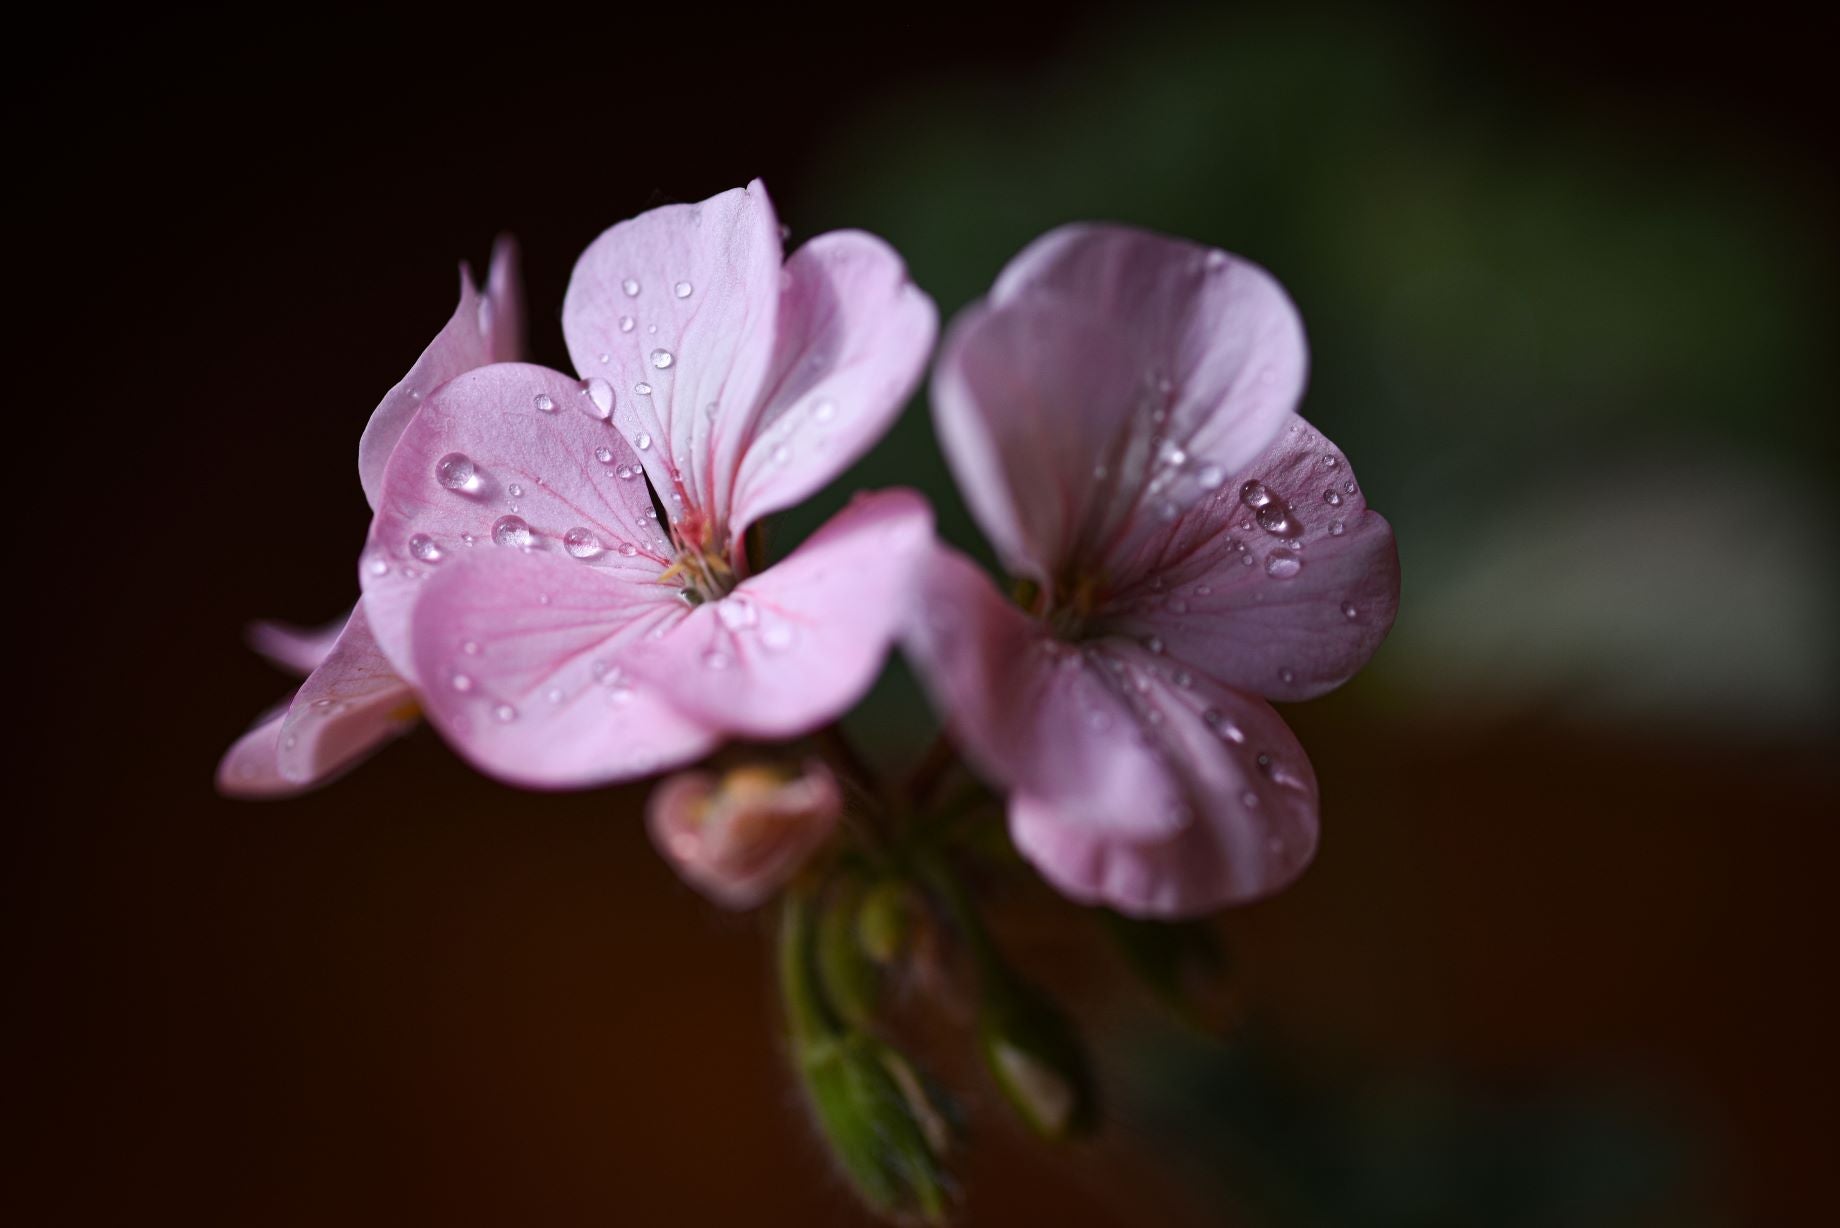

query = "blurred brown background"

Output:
[[8, 4, 1836, 1224]]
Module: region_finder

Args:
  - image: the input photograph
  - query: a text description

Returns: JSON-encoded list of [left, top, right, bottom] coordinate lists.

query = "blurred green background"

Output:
[[13, 4, 1835, 1225]]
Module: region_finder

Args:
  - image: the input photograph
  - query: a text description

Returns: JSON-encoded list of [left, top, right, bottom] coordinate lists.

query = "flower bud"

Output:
[[798, 1032, 955, 1223], [646, 759, 841, 909], [978, 982, 1097, 1141]]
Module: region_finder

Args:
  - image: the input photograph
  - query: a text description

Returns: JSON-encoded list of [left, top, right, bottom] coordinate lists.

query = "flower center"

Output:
[[1014, 572, 1105, 640]]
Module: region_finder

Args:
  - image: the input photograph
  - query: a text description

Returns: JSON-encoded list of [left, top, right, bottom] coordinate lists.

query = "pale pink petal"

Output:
[[935, 226, 1306, 594], [900, 546, 1191, 839], [622, 490, 933, 739], [1009, 641, 1319, 916], [357, 236, 525, 511], [216, 709, 303, 798], [247, 613, 348, 676], [723, 231, 937, 545], [406, 547, 717, 789], [647, 760, 842, 909], [360, 362, 671, 683], [561, 182, 782, 544], [1094, 415, 1400, 701], [274, 605, 418, 784]]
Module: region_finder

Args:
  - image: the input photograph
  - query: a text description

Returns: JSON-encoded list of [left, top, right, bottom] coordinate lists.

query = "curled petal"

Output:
[[725, 231, 937, 543], [934, 225, 1306, 592], [647, 760, 842, 909], [360, 362, 669, 683], [1095, 415, 1400, 700], [901, 547, 1190, 839], [247, 613, 348, 676], [358, 235, 525, 510], [405, 548, 716, 789], [1009, 641, 1320, 917], [622, 490, 934, 739], [216, 709, 300, 798], [561, 182, 783, 537], [274, 605, 418, 784]]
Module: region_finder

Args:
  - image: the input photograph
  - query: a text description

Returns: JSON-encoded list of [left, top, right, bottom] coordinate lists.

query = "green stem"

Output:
[[778, 886, 837, 1044]]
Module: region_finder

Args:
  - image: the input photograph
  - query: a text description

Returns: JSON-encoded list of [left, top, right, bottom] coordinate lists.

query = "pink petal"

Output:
[[1009, 641, 1319, 916], [934, 225, 1306, 594], [405, 547, 717, 789], [360, 362, 671, 684], [247, 612, 348, 676], [622, 490, 934, 739], [646, 760, 842, 909], [1094, 415, 1400, 701], [560, 182, 783, 543], [357, 236, 525, 511], [724, 231, 937, 545], [273, 604, 418, 784], [901, 546, 1191, 839], [216, 708, 303, 798]]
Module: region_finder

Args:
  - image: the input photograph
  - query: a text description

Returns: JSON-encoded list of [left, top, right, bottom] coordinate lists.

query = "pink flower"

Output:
[[217, 239, 525, 797], [903, 225, 1400, 917], [358, 182, 937, 787], [647, 760, 843, 908]]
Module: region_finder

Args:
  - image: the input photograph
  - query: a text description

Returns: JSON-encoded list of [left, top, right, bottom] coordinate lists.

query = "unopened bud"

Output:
[[979, 984, 1097, 1141], [646, 759, 841, 908], [799, 1032, 956, 1223], [856, 879, 919, 965]]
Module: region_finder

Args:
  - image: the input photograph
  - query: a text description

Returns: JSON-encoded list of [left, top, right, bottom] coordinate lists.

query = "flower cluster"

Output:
[[217, 180, 1398, 1221]]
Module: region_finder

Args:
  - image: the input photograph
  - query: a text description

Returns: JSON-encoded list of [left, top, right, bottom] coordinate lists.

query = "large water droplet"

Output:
[[585, 378, 615, 418], [492, 515, 532, 548], [564, 527, 602, 558], [634, 432, 652, 451], [621, 277, 640, 297], [1265, 550, 1302, 578], [435, 452, 478, 492], [1239, 479, 1272, 509], [534, 392, 556, 413], [408, 533, 443, 563], [1256, 503, 1297, 535], [674, 280, 693, 299], [650, 348, 674, 369]]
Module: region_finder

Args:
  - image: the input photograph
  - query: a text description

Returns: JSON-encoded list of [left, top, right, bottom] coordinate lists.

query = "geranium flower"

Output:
[[357, 182, 936, 786], [903, 225, 1400, 916], [216, 239, 524, 797]]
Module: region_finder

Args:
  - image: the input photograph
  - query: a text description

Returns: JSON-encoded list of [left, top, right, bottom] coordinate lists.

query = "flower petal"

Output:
[[247, 612, 348, 676], [561, 182, 782, 539], [216, 708, 302, 798], [1094, 415, 1400, 700], [360, 362, 671, 683], [357, 236, 524, 511], [621, 490, 933, 738], [1010, 640, 1319, 917], [724, 231, 937, 544], [935, 225, 1306, 593], [901, 546, 1191, 839], [406, 547, 717, 788], [273, 604, 418, 784]]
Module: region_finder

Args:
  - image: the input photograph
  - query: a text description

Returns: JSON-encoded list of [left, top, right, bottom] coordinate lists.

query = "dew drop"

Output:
[[1322, 455, 1339, 469], [1279, 667, 1297, 684], [716, 597, 759, 630], [585, 378, 615, 418], [492, 702, 518, 723], [634, 433, 652, 451], [1241, 552, 1256, 566], [618, 315, 635, 333], [1265, 550, 1302, 578], [408, 533, 443, 563], [435, 452, 479, 492], [595, 445, 615, 464], [366, 557, 389, 577], [461, 640, 481, 656], [597, 352, 610, 365], [1239, 479, 1272, 509], [1255, 503, 1297, 535], [564, 527, 602, 558], [1196, 463, 1225, 490], [674, 280, 693, 298], [1329, 520, 1347, 537], [533, 392, 556, 413], [1145, 636, 1165, 655], [460, 532, 476, 546], [1341, 601, 1358, 620], [621, 277, 640, 297], [813, 398, 836, 421], [617, 541, 638, 557], [507, 483, 524, 499], [450, 672, 474, 693], [491, 515, 532, 548], [650, 348, 674, 369], [1323, 489, 1343, 506], [772, 444, 790, 464], [634, 382, 653, 396], [545, 687, 564, 705], [1156, 440, 1188, 468], [1344, 480, 1357, 494]]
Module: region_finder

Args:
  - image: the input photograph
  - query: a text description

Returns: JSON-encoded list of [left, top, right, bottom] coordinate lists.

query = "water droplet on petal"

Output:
[[634, 433, 652, 451], [1341, 601, 1358, 620], [492, 515, 532, 548], [408, 533, 443, 563], [435, 452, 478, 492], [617, 541, 638, 557], [1344, 480, 1357, 495], [585, 378, 615, 418], [1265, 550, 1302, 578], [564, 527, 602, 558], [507, 483, 524, 499], [716, 597, 759, 630], [1321, 455, 1339, 469], [1324, 489, 1343, 506], [1239, 479, 1272, 509], [366, 557, 389, 577], [772, 444, 790, 463], [1279, 667, 1296, 684], [814, 398, 836, 421], [1196, 463, 1225, 490], [1256, 503, 1297, 535], [650, 348, 674, 369], [545, 687, 564, 704], [460, 532, 475, 547], [674, 280, 693, 298], [597, 352, 610, 365], [1329, 520, 1347, 536], [534, 392, 556, 413], [595, 445, 615, 464], [1145, 636, 1165, 654], [634, 382, 652, 396], [450, 672, 474, 693], [618, 315, 635, 333], [621, 277, 640, 297], [492, 702, 518, 723]]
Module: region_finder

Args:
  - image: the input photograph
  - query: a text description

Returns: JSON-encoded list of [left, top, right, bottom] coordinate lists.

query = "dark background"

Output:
[[10, 4, 1836, 1224]]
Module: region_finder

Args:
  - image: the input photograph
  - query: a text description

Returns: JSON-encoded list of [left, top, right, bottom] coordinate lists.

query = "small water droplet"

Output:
[[1154, 499, 1179, 522], [507, 483, 524, 499], [650, 348, 674, 369], [492, 515, 532, 548], [621, 277, 640, 297], [1329, 520, 1346, 536], [618, 315, 635, 333], [435, 452, 478, 492], [1241, 552, 1256, 566], [1321, 455, 1339, 469], [533, 392, 555, 413], [1205, 249, 1229, 270], [634, 381, 652, 396], [634, 433, 652, 450], [772, 444, 790, 464], [585, 378, 615, 418], [597, 352, 610, 365], [366, 557, 389, 577], [408, 533, 443, 563], [716, 597, 759, 630], [595, 445, 615, 464], [1341, 601, 1358, 620], [673, 280, 693, 298], [1323, 489, 1343, 506], [450, 672, 474, 692], [617, 541, 638, 557], [1265, 550, 1302, 578], [1239, 479, 1272, 509], [460, 532, 475, 547], [564, 527, 602, 558], [1241, 790, 1260, 808], [492, 702, 517, 723], [813, 398, 836, 421], [1156, 439, 1188, 468], [545, 687, 564, 705], [1196, 463, 1225, 490], [1344, 480, 1357, 495], [1279, 667, 1296, 684], [702, 649, 731, 671], [1145, 636, 1165, 654]]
